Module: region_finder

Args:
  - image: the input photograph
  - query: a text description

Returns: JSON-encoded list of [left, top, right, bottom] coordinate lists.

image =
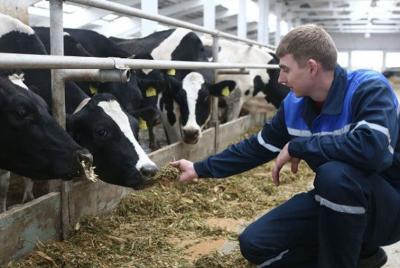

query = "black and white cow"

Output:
[[34, 27, 165, 150], [112, 28, 236, 144], [0, 72, 93, 212], [0, 13, 158, 191], [201, 37, 290, 122]]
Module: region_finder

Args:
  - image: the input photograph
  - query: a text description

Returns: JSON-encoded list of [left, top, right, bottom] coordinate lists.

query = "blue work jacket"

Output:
[[194, 65, 400, 185]]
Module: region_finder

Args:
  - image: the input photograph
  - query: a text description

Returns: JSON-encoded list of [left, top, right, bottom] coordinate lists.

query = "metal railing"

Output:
[[67, 0, 276, 50]]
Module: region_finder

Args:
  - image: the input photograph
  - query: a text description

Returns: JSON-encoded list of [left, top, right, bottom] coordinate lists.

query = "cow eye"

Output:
[[16, 105, 29, 119], [96, 128, 108, 137]]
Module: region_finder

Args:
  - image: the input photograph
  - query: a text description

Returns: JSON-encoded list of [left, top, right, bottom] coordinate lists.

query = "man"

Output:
[[171, 24, 400, 268]]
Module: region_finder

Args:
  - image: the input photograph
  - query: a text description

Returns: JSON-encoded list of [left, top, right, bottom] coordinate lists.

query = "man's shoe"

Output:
[[358, 247, 388, 268]]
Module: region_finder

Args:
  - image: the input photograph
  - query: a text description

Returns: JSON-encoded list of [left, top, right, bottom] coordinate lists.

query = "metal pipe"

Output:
[[60, 69, 131, 83], [50, 0, 71, 241], [216, 70, 250, 75], [212, 36, 220, 154], [0, 53, 280, 70], [67, 0, 275, 49]]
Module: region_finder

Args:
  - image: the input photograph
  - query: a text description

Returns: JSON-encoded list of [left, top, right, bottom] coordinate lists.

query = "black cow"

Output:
[[34, 27, 164, 150], [111, 28, 236, 144], [0, 71, 92, 212], [0, 14, 158, 190]]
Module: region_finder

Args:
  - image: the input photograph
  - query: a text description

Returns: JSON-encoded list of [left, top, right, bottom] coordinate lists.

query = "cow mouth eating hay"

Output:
[[80, 160, 98, 182]]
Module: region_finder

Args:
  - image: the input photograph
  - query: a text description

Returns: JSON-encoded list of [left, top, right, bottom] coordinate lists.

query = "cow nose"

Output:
[[183, 129, 200, 143], [140, 164, 159, 178], [75, 148, 93, 165]]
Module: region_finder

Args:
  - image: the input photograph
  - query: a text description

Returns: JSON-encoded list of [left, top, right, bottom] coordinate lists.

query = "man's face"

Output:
[[278, 54, 313, 97]]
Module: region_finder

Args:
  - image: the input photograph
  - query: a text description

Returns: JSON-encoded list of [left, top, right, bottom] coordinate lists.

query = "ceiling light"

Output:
[[102, 14, 119, 21], [364, 32, 371, 38]]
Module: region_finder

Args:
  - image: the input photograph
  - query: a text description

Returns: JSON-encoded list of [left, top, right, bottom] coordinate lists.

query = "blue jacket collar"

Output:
[[302, 65, 347, 125]]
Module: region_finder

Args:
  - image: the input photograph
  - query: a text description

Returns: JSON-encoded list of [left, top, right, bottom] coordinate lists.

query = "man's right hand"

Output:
[[170, 159, 199, 183]]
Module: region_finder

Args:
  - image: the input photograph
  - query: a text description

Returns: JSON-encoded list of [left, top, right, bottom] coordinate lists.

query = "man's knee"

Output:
[[239, 227, 277, 265], [315, 161, 366, 205], [315, 161, 353, 192]]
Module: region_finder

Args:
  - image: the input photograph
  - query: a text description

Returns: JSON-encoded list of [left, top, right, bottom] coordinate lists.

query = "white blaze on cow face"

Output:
[[8, 73, 28, 90], [0, 13, 34, 38], [150, 28, 191, 61], [181, 72, 204, 136], [97, 100, 157, 171]]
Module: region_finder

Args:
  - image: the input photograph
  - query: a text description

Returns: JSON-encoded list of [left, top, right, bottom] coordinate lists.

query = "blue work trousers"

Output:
[[239, 161, 400, 268]]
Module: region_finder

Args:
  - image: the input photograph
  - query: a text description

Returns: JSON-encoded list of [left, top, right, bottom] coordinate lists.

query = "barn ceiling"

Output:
[[25, 0, 400, 42]]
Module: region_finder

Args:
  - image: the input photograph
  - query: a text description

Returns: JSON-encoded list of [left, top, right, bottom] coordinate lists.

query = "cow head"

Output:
[[0, 74, 92, 180], [253, 53, 290, 108], [164, 71, 236, 144], [67, 93, 159, 189]]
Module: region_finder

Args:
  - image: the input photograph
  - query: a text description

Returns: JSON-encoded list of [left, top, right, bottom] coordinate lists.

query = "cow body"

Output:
[[34, 27, 164, 150], [112, 28, 236, 144]]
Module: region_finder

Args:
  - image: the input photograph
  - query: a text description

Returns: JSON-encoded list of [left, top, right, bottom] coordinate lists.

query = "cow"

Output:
[[0, 13, 159, 193], [201, 37, 290, 122], [111, 28, 236, 144], [0, 71, 93, 212], [34, 27, 165, 150]]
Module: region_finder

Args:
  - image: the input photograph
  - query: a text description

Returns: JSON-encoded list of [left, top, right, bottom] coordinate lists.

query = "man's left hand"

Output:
[[272, 143, 300, 186]]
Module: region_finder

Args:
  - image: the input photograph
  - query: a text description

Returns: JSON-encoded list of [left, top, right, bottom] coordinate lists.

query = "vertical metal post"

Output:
[[257, 0, 270, 44], [50, 0, 71, 240], [212, 35, 220, 153], [141, 0, 158, 36], [275, 2, 282, 47], [238, 0, 247, 38], [203, 0, 215, 29], [382, 51, 387, 72]]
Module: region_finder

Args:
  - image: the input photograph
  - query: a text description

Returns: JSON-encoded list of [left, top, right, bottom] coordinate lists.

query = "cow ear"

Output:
[[253, 75, 266, 96], [208, 80, 236, 96], [165, 76, 182, 95]]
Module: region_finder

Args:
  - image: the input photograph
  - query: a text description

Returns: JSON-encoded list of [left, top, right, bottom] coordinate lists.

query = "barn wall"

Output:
[[0, 112, 268, 265], [331, 33, 400, 51]]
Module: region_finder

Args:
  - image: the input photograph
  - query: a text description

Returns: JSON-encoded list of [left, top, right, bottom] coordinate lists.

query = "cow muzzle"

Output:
[[182, 129, 200, 144], [75, 149, 97, 181]]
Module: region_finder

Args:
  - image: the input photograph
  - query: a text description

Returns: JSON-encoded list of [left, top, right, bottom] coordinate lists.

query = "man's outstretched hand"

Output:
[[272, 143, 300, 186], [170, 159, 199, 183]]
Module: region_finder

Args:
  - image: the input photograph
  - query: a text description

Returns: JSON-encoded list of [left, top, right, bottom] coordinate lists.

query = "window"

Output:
[[338, 51, 349, 68], [351, 50, 383, 71], [385, 52, 400, 68]]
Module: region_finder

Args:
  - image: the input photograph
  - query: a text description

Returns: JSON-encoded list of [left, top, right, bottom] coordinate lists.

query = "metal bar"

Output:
[[216, 70, 250, 75], [0, 53, 280, 70], [60, 69, 131, 83], [50, 0, 70, 241], [212, 36, 220, 154], [67, 0, 275, 49]]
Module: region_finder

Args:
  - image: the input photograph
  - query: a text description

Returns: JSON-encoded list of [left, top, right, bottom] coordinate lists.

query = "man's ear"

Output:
[[307, 59, 319, 76], [208, 80, 236, 96]]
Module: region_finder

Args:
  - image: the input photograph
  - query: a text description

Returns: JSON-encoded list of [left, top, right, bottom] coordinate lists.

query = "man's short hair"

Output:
[[276, 24, 338, 71]]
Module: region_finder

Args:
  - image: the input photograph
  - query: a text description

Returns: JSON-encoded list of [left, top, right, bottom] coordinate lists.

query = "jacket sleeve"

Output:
[[194, 106, 291, 178], [289, 78, 399, 173]]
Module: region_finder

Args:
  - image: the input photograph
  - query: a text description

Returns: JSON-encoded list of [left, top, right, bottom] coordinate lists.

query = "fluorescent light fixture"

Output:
[[32, 0, 83, 14], [102, 14, 119, 21], [63, 3, 84, 14], [33, 0, 49, 9]]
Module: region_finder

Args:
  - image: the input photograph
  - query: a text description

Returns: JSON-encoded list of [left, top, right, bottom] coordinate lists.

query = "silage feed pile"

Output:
[[7, 130, 314, 268]]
